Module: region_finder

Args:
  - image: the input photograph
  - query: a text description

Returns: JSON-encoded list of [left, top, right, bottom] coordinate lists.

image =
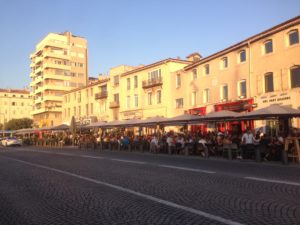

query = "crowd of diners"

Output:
[[19, 127, 299, 162]]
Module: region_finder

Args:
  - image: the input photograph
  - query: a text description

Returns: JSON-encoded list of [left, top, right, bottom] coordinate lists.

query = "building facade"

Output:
[[183, 16, 300, 132], [62, 77, 110, 125], [0, 89, 32, 127], [61, 59, 192, 124], [30, 32, 88, 127]]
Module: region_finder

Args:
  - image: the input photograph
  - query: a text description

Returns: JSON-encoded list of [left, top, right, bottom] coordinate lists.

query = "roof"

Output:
[[185, 15, 300, 71], [120, 58, 191, 77], [237, 104, 300, 119], [0, 88, 30, 94]]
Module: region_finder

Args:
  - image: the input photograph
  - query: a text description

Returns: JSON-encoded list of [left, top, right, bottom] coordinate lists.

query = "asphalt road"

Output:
[[0, 146, 299, 225]]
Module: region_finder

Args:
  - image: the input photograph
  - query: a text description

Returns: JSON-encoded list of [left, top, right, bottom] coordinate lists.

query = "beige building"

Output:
[[117, 58, 191, 120], [30, 32, 88, 127], [62, 77, 110, 125], [183, 16, 300, 131], [0, 89, 32, 127], [61, 58, 192, 124]]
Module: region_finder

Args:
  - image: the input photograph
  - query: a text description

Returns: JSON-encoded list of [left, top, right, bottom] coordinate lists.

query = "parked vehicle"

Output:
[[1, 137, 22, 147]]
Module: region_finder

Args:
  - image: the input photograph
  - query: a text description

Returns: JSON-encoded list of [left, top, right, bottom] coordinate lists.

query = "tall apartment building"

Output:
[[30, 32, 88, 128], [0, 89, 32, 127]]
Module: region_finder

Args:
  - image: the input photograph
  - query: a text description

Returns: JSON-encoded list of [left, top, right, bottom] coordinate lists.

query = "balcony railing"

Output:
[[142, 77, 163, 89], [109, 101, 120, 108], [95, 91, 108, 99]]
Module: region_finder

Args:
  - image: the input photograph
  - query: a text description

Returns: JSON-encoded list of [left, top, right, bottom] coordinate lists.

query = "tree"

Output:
[[5, 118, 33, 130]]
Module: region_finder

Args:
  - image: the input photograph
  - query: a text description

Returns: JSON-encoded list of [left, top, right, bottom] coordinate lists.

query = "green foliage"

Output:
[[5, 118, 33, 130]]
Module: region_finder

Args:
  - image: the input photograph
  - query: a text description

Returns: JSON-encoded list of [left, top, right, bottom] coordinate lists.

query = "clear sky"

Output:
[[0, 0, 299, 89]]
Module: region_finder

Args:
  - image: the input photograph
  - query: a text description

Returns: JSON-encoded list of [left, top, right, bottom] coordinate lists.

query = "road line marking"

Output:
[[78, 155, 104, 159], [245, 177, 300, 186], [111, 158, 146, 165], [4, 156, 243, 225], [159, 164, 216, 174]]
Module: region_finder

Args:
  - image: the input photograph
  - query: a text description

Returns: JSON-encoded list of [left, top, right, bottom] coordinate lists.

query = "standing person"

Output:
[[238, 128, 255, 159], [150, 135, 159, 153]]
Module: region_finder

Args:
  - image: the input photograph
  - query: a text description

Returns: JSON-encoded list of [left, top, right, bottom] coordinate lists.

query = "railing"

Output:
[[109, 101, 120, 108], [95, 91, 108, 99], [142, 77, 163, 89]]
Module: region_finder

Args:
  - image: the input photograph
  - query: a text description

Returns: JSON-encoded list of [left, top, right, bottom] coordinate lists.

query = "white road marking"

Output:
[[245, 177, 300, 186], [4, 156, 243, 225], [159, 164, 216, 174], [111, 158, 146, 165], [79, 155, 104, 159]]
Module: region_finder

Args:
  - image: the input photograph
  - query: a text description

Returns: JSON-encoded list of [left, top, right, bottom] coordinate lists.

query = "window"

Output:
[[176, 74, 181, 87], [204, 64, 210, 75], [288, 30, 299, 46], [192, 69, 197, 80], [221, 85, 228, 100], [126, 96, 131, 109], [191, 91, 197, 106], [222, 57, 228, 69], [264, 72, 274, 93], [113, 75, 119, 86], [264, 40, 273, 54], [157, 90, 161, 104], [134, 94, 138, 107], [86, 90, 88, 98], [68, 108, 70, 117], [148, 92, 152, 105], [12, 102, 16, 106], [86, 104, 89, 115], [114, 93, 119, 103], [291, 66, 300, 88], [134, 76, 138, 88], [239, 80, 247, 97], [73, 107, 76, 116], [203, 89, 210, 103], [239, 50, 246, 63], [175, 98, 184, 108], [90, 103, 93, 114], [90, 88, 93, 96], [148, 69, 161, 80], [127, 78, 130, 90]]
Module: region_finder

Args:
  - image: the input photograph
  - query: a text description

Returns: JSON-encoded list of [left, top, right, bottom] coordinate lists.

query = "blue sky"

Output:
[[0, 0, 299, 89]]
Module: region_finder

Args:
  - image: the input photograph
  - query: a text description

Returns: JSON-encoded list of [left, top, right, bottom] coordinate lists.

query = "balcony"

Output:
[[95, 91, 108, 100], [109, 101, 120, 108], [142, 77, 163, 89], [43, 51, 70, 60], [43, 95, 62, 102], [43, 62, 71, 70], [44, 73, 71, 81]]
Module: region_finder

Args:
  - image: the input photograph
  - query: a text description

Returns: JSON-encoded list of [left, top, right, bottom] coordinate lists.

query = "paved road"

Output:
[[0, 146, 299, 225]]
